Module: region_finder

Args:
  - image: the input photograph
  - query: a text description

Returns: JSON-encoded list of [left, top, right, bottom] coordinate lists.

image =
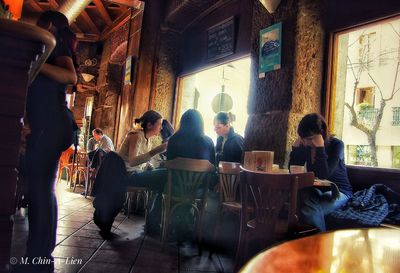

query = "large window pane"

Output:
[[331, 16, 400, 169], [177, 58, 250, 142]]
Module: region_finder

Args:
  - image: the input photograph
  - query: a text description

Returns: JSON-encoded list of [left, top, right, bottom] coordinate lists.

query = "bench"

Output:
[[347, 165, 400, 193], [346, 165, 400, 229]]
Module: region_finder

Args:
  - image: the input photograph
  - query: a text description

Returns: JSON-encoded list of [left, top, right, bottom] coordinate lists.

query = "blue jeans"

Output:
[[127, 168, 167, 193], [298, 187, 349, 232]]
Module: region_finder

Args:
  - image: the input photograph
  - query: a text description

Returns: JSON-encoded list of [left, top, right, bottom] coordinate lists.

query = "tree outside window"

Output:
[[331, 16, 400, 169]]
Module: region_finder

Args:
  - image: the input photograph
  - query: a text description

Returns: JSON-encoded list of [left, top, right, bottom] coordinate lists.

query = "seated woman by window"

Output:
[[289, 113, 353, 232], [214, 111, 244, 165]]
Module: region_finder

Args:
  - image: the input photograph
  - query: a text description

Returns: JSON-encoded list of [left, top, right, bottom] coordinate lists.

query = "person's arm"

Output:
[[40, 56, 77, 85], [104, 135, 115, 152], [127, 134, 167, 167], [313, 139, 342, 179], [231, 135, 244, 163], [87, 138, 94, 152]]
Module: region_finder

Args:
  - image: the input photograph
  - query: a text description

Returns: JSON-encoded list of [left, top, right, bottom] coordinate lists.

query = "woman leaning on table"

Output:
[[289, 113, 353, 232]]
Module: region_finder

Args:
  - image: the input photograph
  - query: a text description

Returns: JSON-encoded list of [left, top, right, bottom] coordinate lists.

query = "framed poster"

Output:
[[259, 22, 282, 76], [207, 17, 235, 61], [124, 55, 134, 85]]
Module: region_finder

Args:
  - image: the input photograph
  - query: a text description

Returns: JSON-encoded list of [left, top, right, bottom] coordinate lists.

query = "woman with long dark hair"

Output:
[[289, 113, 352, 231], [21, 10, 78, 273], [167, 109, 215, 164]]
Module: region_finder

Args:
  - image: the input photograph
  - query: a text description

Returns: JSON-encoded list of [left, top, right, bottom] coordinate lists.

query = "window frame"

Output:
[[325, 13, 400, 170]]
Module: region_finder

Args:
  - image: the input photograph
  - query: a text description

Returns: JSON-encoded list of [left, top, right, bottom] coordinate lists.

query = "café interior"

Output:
[[1, 0, 400, 272]]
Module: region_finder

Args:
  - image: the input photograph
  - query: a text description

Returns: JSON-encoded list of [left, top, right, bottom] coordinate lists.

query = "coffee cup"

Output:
[[290, 165, 305, 174]]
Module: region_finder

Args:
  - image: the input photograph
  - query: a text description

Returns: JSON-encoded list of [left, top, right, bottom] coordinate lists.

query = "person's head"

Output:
[[36, 10, 69, 36], [178, 109, 204, 137], [214, 112, 234, 137], [297, 113, 328, 145], [92, 128, 103, 141], [134, 110, 163, 137]]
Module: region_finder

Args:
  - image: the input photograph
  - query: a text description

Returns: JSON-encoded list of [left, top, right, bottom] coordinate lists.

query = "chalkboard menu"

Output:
[[207, 17, 235, 61]]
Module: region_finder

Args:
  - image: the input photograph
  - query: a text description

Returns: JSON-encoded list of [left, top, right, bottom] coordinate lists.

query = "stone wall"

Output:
[[245, 0, 301, 166], [152, 28, 181, 122], [94, 20, 130, 141]]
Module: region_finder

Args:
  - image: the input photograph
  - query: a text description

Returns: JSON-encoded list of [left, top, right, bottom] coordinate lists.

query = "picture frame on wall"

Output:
[[124, 55, 135, 85], [259, 22, 282, 77]]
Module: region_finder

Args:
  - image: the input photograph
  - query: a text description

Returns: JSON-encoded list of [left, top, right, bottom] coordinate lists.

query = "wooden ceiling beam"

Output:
[[100, 8, 131, 41], [75, 33, 100, 42], [70, 23, 82, 33], [28, 0, 44, 12], [104, 0, 142, 8], [48, 0, 59, 9], [93, 0, 113, 26], [80, 10, 101, 35]]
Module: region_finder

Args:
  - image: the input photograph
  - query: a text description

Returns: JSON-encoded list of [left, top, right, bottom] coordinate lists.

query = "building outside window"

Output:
[[329, 16, 400, 169], [393, 146, 400, 168]]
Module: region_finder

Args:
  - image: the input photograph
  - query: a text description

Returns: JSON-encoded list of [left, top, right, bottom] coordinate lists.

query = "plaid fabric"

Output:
[[328, 184, 400, 226]]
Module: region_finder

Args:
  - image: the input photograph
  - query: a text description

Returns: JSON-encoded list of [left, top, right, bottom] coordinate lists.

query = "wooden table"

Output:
[[240, 228, 400, 273]]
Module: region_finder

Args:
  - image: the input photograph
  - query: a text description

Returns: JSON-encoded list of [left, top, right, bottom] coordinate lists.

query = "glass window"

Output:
[[175, 58, 250, 142], [393, 146, 400, 168], [329, 16, 400, 169]]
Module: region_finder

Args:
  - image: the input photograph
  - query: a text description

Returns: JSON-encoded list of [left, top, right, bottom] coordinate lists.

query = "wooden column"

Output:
[[0, 19, 55, 273]]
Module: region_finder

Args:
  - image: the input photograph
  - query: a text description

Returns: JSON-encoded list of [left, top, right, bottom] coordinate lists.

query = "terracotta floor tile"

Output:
[[61, 236, 104, 249], [79, 262, 131, 273]]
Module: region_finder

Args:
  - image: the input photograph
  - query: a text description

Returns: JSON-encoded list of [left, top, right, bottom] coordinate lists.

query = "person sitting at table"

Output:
[[214, 111, 244, 165], [167, 109, 215, 165], [166, 109, 216, 241], [289, 113, 353, 232], [121, 110, 168, 193]]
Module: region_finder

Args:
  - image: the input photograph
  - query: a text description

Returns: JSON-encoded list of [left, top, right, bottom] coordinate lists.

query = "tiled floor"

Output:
[[10, 181, 235, 273]]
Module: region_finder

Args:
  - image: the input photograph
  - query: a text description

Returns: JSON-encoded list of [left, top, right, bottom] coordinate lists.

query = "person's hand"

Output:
[[292, 137, 304, 147], [149, 142, 167, 157], [311, 134, 324, 147], [144, 162, 154, 171]]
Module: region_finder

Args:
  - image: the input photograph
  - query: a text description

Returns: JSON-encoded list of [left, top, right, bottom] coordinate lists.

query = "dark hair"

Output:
[[297, 113, 329, 140], [93, 128, 103, 135], [37, 11, 69, 33], [161, 119, 174, 142], [37, 11, 78, 71], [214, 111, 235, 125], [134, 110, 162, 132], [178, 109, 204, 137]]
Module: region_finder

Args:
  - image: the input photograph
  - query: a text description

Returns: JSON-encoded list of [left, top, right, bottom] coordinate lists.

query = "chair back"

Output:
[[164, 157, 215, 200], [240, 167, 314, 241], [218, 161, 241, 203]]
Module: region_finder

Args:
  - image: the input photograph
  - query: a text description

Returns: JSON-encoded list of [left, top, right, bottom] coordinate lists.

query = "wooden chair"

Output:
[[57, 146, 74, 184], [211, 162, 241, 254], [70, 151, 89, 193], [235, 167, 315, 270], [126, 186, 153, 232], [161, 157, 215, 252]]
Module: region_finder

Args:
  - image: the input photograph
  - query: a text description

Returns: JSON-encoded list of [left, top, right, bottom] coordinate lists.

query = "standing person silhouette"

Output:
[[15, 10, 78, 273]]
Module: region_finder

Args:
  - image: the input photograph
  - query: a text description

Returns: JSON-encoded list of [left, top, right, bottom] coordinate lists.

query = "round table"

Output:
[[240, 228, 400, 273]]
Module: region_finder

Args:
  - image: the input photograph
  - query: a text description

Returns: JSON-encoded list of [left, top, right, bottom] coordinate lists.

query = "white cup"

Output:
[[244, 151, 255, 170], [290, 165, 305, 174]]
